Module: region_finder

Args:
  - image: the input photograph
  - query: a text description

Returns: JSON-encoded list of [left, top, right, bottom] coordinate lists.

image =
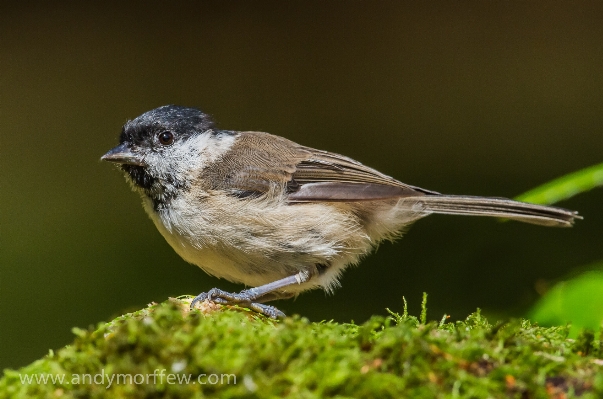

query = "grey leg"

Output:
[[190, 269, 315, 319]]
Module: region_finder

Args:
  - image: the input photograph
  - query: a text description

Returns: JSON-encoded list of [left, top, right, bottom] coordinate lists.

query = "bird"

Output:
[[101, 105, 580, 319]]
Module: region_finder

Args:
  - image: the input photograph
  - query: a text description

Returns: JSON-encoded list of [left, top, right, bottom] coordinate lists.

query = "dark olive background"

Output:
[[1, 1, 602, 371]]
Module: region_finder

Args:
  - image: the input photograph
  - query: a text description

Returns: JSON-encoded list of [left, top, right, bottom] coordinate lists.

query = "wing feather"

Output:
[[201, 132, 430, 201], [199, 132, 579, 226]]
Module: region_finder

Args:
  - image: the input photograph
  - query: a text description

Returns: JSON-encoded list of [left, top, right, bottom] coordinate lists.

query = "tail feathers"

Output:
[[415, 195, 581, 227]]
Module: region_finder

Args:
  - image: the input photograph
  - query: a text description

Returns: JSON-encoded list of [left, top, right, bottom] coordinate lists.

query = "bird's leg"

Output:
[[190, 269, 316, 319]]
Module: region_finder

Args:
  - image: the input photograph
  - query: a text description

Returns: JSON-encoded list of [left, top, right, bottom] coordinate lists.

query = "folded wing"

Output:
[[202, 131, 579, 226]]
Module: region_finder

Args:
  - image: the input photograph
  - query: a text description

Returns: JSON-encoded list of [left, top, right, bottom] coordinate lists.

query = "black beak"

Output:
[[101, 143, 146, 166]]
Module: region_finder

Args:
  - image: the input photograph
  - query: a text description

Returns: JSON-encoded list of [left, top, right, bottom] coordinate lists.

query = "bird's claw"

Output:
[[190, 288, 286, 319]]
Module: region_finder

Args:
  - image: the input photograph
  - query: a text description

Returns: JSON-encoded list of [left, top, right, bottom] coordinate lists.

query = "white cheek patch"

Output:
[[144, 131, 237, 185], [192, 130, 238, 169]]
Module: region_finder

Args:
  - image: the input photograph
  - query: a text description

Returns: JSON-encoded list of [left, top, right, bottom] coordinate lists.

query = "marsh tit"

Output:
[[102, 105, 580, 318]]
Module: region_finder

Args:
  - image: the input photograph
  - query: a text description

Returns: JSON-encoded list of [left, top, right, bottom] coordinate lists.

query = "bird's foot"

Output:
[[190, 288, 286, 319]]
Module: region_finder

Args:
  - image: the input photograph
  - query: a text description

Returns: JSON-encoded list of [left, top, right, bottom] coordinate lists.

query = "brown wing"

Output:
[[200, 132, 310, 195], [289, 147, 438, 201], [200, 132, 580, 227], [203, 131, 433, 201]]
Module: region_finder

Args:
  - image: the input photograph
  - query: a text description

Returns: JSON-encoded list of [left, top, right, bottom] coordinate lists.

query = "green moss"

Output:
[[2, 297, 603, 398]]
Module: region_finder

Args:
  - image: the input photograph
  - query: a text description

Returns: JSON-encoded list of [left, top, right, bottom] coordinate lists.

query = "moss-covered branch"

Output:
[[2, 297, 603, 398]]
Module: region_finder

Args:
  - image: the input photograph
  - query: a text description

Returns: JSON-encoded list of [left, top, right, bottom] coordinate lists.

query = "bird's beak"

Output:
[[101, 143, 146, 166]]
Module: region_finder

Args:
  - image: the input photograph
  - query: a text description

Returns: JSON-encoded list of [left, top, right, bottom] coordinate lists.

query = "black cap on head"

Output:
[[120, 105, 215, 144]]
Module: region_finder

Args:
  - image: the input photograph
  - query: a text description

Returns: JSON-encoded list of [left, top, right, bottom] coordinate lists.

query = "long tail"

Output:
[[414, 195, 580, 227]]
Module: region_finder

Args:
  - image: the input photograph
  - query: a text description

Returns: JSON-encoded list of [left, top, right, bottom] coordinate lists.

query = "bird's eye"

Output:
[[158, 131, 174, 146]]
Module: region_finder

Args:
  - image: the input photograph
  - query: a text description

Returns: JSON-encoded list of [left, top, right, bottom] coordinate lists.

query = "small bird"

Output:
[[102, 105, 580, 319]]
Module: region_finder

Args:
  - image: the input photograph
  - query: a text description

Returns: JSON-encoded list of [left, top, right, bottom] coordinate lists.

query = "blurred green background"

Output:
[[1, 2, 601, 371]]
